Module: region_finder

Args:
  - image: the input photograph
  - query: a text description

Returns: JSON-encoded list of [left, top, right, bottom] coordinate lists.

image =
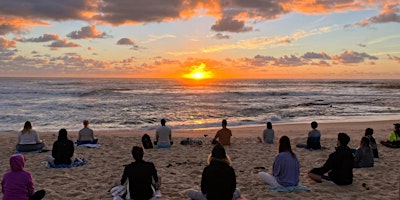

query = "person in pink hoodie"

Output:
[[1, 154, 45, 200]]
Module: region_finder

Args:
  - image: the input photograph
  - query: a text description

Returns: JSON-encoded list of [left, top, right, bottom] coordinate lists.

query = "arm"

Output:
[[200, 167, 208, 194], [151, 163, 159, 182], [120, 167, 128, 185], [27, 173, 35, 196], [78, 131, 82, 141], [388, 131, 396, 142], [67, 141, 75, 159], [272, 155, 281, 177], [353, 149, 361, 165], [17, 134, 21, 144], [230, 167, 237, 195], [34, 131, 41, 143]]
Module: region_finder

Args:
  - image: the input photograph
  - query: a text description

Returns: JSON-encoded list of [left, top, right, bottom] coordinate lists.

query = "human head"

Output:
[[267, 122, 272, 129], [58, 128, 68, 141], [278, 136, 294, 156], [10, 154, 25, 172], [131, 146, 144, 161], [360, 136, 371, 148], [83, 119, 89, 127], [394, 123, 400, 130], [337, 132, 350, 146], [222, 119, 227, 128], [208, 143, 231, 165], [364, 128, 374, 136], [22, 121, 32, 133], [161, 119, 166, 126], [311, 121, 318, 129]]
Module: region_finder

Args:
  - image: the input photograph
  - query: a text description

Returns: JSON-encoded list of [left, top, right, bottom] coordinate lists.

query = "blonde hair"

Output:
[[207, 153, 232, 166], [21, 121, 32, 134]]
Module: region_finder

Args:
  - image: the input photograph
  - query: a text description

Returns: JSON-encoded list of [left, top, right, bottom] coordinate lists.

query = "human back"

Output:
[[52, 129, 75, 165]]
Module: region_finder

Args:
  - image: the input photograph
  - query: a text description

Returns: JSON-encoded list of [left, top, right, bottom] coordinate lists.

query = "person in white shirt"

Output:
[[16, 121, 45, 152], [77, 119, 98, 145], [155, 119, 172, 148]]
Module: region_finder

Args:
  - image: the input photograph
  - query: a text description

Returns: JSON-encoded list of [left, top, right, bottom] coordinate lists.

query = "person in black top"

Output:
[[121, 146, 160, 200], [364, 128, 379, 158], [52, 128, 75, 165], [308, 132, 354, 185], [188, 143, 241, 200]]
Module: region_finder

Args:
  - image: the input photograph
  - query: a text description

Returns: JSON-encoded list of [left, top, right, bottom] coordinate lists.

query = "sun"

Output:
[[183, 63, 214, 80]]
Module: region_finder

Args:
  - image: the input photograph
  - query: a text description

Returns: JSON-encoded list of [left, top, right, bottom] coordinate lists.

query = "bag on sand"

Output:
[[142, 134, 154, 149]]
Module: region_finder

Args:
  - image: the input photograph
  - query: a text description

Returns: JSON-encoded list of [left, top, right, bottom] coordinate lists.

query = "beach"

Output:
[[1, 119, 399, 199]]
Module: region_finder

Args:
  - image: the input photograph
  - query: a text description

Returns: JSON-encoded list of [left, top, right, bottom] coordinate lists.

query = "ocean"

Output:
[[1, 78, 400, 132]]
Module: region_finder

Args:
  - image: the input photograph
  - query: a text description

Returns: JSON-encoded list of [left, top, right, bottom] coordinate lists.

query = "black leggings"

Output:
[[29, 190, 46, 200]]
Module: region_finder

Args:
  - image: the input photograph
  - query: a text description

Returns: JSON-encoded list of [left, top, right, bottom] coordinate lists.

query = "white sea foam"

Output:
[[1, 78, 400, 132]]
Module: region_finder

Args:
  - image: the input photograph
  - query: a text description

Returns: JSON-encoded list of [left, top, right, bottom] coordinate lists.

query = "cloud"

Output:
[[357, 43, 366, 47], [332, 50, 378, 64], [0, 16, 49, 35], [203, 27, 333, 53], [302, 52, 331, 60], [47, 39, 80, 50], [211, 17, 253, 32], [241, 54, 305, 67], [142, 34, 176, 44], [0, 0, 98, 21], [285, 0, 366, 14], [346, 3, 400, 27], [213, 33, 230, 40], [0, 37, 16, 48], [18, 33, 60, 42], [388, 54, 400, 63], [67, 25, 108, 39], [95, 0, 184, 25], [0, 49, 17, 60], [116, 38, 139, 50]]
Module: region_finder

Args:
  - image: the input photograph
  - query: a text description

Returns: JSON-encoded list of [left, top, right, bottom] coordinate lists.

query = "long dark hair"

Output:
[[278, 136, 295, 157], [58, 128, 69, 141], [21, 121, 32, 134], [267, 122, 272, 129]]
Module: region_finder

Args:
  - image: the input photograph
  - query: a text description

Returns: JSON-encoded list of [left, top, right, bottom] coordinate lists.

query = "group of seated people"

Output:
[[5, 119, 400, 200], [15, 120, 99, 154], [4, 120, 98, 200]]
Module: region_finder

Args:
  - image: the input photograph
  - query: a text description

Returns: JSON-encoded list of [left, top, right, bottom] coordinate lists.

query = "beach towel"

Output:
[[266, 185, 310, 192], [14, 149, 43, 154], [180, 138, 203, 146], [48, 159, 87, 168], [77, 143, 101, 148]]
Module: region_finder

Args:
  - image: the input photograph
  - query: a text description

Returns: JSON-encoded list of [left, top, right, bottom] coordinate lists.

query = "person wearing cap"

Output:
[[119, 146, 161, 199], [212, 119, 232, 145], [77, 119, 98, 146], [258, 136, 300, 187], [308, 133, 354, 185], [187, 143, 242, 200], [380, 123, 400, 148]]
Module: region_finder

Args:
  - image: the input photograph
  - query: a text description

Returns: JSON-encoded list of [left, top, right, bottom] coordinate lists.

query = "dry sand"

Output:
[[1, 119, 399, 199]]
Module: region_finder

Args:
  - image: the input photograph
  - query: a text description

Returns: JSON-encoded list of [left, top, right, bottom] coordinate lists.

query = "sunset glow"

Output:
[[0, 1, 399, 79], [183, 63, 214, 80]]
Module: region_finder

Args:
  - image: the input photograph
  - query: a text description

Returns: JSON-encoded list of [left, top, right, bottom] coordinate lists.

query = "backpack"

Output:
[[142, 134, 153, 149]]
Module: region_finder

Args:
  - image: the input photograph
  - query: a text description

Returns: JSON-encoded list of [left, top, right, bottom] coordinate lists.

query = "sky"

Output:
[[0, 0, 399, 79]]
